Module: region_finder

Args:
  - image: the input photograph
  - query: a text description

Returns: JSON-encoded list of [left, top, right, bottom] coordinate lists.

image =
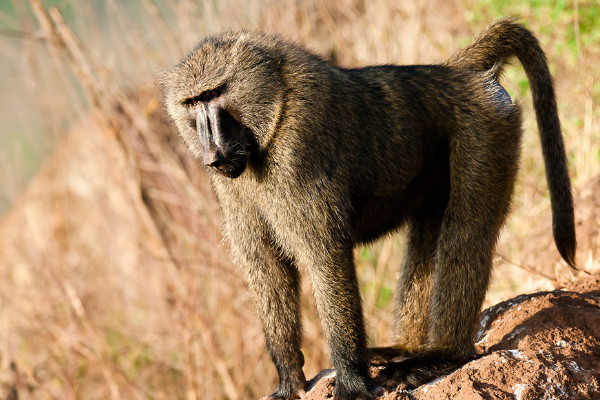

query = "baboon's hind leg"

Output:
[[370, 192, 447, 366], [394, 212, 444, 354], [379, 122, 520, 390], [427, 122, 520, 359]]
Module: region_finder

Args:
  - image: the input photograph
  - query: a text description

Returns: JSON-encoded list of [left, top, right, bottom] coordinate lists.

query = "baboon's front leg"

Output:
[[226, 211, 306, 400], [300, 243, 371, 400]]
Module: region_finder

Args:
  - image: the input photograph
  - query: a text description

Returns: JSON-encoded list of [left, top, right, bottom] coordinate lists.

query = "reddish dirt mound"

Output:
[[305, 277, 600, 399]]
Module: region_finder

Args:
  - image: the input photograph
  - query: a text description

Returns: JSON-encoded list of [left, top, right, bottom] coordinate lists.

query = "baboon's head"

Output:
[[161, 32, 285, 178]]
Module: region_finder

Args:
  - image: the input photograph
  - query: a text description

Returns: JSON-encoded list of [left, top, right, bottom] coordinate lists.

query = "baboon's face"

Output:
[[177, 85, 250, 179], [162, 34, 285, 178]]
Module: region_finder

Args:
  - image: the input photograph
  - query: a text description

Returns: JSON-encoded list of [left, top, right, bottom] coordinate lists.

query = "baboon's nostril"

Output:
[[203, 150, 224, 168], [209, 157, 222, 168]]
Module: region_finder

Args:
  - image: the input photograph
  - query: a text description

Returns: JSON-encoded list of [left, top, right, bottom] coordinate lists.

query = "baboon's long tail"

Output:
[[445, 18, 577, 268]]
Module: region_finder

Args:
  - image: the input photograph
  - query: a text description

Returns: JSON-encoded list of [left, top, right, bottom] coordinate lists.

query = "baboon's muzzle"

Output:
[[197, 103, 249, 178], [203, 148, 247, 178]]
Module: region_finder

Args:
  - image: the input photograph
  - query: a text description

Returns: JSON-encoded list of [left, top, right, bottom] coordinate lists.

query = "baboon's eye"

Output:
[[183, 98, 201, 107], [183, 86, 223, 107]]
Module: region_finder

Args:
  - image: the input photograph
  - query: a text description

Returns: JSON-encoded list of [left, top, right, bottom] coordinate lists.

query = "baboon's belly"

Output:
[[351, 193, 411, 244]]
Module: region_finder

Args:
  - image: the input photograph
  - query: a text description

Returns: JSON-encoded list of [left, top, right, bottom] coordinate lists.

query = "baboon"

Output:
[[161, 19, 576, 400]]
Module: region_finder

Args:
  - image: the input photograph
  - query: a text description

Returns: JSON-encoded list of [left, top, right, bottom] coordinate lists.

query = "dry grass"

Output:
[[0, 1, 598, 399]]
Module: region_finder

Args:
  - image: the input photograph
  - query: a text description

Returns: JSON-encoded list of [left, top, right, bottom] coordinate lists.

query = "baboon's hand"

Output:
[[260, 387, 305, 400]]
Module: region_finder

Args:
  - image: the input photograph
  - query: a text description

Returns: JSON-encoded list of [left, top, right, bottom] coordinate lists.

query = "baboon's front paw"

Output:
[[333, 386, 372, 400], [260, 380, 306, 400], [333, 374, 373, 400], [260, 388, 305, 400]]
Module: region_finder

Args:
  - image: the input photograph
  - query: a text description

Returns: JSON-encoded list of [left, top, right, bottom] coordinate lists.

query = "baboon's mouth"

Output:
[[208, 153, 248, 178]]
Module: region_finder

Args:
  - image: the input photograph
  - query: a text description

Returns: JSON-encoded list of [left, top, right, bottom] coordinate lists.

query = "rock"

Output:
[[306, 279, 600, 399]]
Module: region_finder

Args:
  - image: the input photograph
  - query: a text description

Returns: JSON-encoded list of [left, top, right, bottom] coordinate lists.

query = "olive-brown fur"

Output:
[[161, 19, 576, 399]]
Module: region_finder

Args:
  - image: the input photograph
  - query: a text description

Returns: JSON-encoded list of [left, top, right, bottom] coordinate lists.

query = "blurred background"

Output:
[[0, 1, 598, 399]]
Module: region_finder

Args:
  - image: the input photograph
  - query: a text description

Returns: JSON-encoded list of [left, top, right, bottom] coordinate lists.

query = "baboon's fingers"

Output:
[[260, 387, 306, 400]]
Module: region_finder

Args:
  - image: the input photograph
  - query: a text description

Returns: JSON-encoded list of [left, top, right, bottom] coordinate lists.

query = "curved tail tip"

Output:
[[561, 247, 577, 271], [553, 225, 577, 271], [557, 239, 578, 271]]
